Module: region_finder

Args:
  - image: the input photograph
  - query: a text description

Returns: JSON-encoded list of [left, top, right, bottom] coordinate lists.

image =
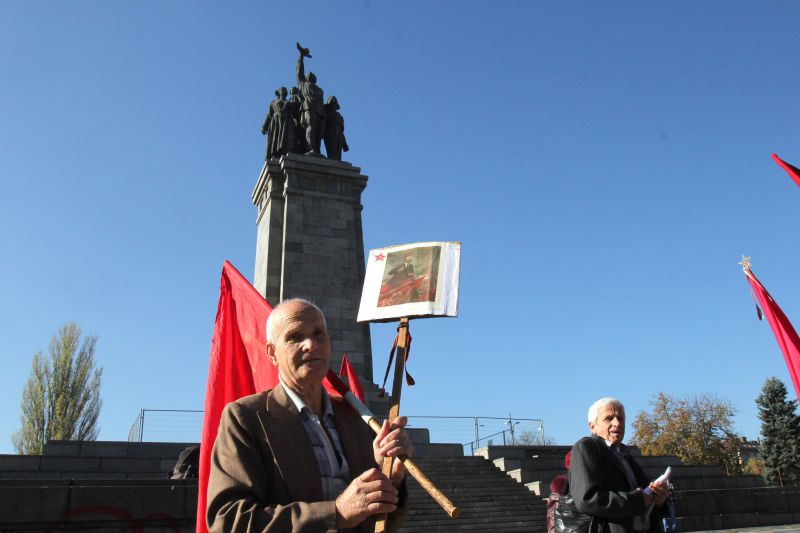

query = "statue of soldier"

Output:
[[288, 86, 308, 154], [295, 42, 326, 155], [323, 96, 349, 161]]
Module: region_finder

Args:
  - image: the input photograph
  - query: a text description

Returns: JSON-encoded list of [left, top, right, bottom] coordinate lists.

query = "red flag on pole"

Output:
[[771, 153, 800, 188], [743, 261, 800, 400], [196, 261, 276, 532], [339, 353, 366, 402], [197, 261, 345, 532]]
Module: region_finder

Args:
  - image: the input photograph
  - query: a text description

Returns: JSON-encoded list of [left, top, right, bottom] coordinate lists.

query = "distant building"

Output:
[[733, 435, 761, 465], [738, 436, 761, 463]]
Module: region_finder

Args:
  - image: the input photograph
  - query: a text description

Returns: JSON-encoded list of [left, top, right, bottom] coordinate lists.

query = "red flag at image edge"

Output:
[[196, 261, 343, 532], [340, 353, 366, 402], [745, 268, 800, 400], [771, 153, 800, 188]]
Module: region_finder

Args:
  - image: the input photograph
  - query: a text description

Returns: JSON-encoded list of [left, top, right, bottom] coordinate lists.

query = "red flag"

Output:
[[197, 262, 344, 532], [744, 267, 800, 399], [339, 353, 366, 402], [771, 153, 800, 188], [197, 261, 276, 532]]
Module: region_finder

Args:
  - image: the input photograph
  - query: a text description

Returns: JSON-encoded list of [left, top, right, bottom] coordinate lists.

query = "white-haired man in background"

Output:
[[568, 398, 668, 533]]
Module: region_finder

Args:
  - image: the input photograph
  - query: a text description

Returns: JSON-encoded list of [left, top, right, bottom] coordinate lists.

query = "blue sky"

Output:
[[1, 2, 799, 454]]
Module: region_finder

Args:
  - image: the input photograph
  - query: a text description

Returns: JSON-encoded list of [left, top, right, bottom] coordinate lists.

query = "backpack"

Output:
[[168, 445, 200, 479]]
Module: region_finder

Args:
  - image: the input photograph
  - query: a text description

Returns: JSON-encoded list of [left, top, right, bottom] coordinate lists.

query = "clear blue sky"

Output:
[[1, 2, 799, 454]]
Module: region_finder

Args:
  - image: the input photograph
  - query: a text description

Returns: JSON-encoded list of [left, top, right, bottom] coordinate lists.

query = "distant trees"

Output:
[[12, 323, 103, 455], [756, 377, 800, 486], [516, 430, 555, 446], [743, 457, 764, 476], [630, 392, 740, 474]]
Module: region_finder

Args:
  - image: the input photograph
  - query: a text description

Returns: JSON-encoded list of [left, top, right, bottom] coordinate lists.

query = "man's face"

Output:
[[589, 403, 625, 445], [267, 302, 331, 392]]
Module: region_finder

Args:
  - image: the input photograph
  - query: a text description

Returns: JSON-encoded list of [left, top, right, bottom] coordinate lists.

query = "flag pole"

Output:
[[375, 317, 409, 532]]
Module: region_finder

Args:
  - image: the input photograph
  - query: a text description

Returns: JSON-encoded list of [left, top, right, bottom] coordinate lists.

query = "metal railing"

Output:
[[128, 409, 544, 453], [128, 409, 204, 443], [403, 415, 545, 455]]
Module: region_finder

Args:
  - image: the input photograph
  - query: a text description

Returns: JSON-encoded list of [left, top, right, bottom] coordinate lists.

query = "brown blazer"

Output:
[[206, 386, 408, 532]]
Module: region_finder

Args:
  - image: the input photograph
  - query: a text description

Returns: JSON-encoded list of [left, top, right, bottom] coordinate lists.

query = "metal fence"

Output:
[[128, 409, 544, 454], [128, 409, 204, 443], [403, 416, 545, 455]]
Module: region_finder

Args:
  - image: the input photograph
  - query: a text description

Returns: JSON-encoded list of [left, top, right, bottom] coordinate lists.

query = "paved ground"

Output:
[[693, 526, 800, 533]]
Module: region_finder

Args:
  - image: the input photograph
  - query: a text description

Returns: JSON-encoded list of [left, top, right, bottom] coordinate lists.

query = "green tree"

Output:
[[743, 457, 764, 476], [12, 323, 103, 455], [756, 377, 800, 486], [631, 392, 740, 474]]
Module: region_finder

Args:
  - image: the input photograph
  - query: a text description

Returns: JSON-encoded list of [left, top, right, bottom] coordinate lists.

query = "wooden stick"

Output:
[[375, 317, 410, 533], [326, 370, 460, 519], [366, 418, 460, 518]]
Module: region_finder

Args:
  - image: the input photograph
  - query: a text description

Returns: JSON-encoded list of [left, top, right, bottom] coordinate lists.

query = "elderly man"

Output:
[[568, 398, 668, 533], [207, 299, 411, 532]]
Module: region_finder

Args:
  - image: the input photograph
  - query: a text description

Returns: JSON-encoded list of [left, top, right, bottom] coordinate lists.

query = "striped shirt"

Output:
[[280, 377, 351, 501]]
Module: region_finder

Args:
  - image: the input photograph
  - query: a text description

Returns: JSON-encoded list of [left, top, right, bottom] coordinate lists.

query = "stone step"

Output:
[[413, 443, 465, 458], [678, 511, 800, 531], [0, 454, 178, 477], [42, 440, 195, 459], [675, 487, 800, 517]]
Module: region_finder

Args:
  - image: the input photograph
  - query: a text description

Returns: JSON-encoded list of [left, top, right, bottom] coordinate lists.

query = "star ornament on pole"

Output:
[[739, 255, 752, 272]]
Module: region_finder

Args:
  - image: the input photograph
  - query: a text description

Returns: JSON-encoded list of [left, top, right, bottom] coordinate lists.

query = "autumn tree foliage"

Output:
[[756, 377, 800, 486], [12, 323, 103, 455], [630, 392, 740, 474]]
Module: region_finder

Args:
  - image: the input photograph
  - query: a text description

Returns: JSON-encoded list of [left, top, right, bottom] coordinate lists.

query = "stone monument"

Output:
[[252, 154, 373, 382], [253, 44, 382, 411]]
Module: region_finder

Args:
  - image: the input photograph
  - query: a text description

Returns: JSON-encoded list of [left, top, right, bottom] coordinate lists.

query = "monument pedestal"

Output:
[[252, 154, 388, 416]]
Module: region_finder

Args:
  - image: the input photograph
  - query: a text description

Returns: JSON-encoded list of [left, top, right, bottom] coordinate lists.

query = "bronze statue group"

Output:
[[262, 43, 349, 161]]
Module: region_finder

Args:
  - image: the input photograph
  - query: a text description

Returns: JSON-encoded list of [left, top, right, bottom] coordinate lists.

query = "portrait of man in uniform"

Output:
[[378, 246, 441, 308]]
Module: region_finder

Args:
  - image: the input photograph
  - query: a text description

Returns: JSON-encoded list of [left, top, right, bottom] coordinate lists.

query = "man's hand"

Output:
[[648, 481, 669, 506], [335, 468, 398, 528], [373, 416, 413, 486], [641, 481, 668, 507]]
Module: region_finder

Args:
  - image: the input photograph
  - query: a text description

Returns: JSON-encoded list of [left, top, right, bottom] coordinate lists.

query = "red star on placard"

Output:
[[374, 253, 385, 261]]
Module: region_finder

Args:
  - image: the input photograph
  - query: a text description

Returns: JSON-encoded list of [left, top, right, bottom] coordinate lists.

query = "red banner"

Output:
[[771, 153, 800, 188], [196, 261, 276, 532], [197, 262, 347, 531], [745, 267, 800, 399], [340, 353, 366, 402]]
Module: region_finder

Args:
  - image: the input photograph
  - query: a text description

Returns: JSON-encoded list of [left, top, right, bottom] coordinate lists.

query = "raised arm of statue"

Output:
[[296, 42, 311, 84], [296, 53, 306, 83]]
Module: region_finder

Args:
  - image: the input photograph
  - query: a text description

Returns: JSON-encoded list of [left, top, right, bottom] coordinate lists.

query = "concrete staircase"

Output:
[[675, 486, 800, 530], [483, 444, 800, 532], [0, 440, 196, 480], [400, 456, 546, 532], [0, 441, 196, 531], [3, 440, 799, 532]]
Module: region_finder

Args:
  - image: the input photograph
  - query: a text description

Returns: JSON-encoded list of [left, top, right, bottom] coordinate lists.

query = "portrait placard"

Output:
[[357, 241, 460, 323]]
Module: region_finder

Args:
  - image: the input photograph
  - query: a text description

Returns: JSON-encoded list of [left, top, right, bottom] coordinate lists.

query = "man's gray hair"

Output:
[[265, 298, 327, 344], [587, 397, 624, 424]]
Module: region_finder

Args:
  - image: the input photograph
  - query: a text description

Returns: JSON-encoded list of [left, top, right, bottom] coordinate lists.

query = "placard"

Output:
[[357, 241, 460, 323]]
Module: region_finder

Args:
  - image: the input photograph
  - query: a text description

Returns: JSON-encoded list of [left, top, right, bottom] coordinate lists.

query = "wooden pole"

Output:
[[326, 371, 460, 519], [375, 317, 410, 533]]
